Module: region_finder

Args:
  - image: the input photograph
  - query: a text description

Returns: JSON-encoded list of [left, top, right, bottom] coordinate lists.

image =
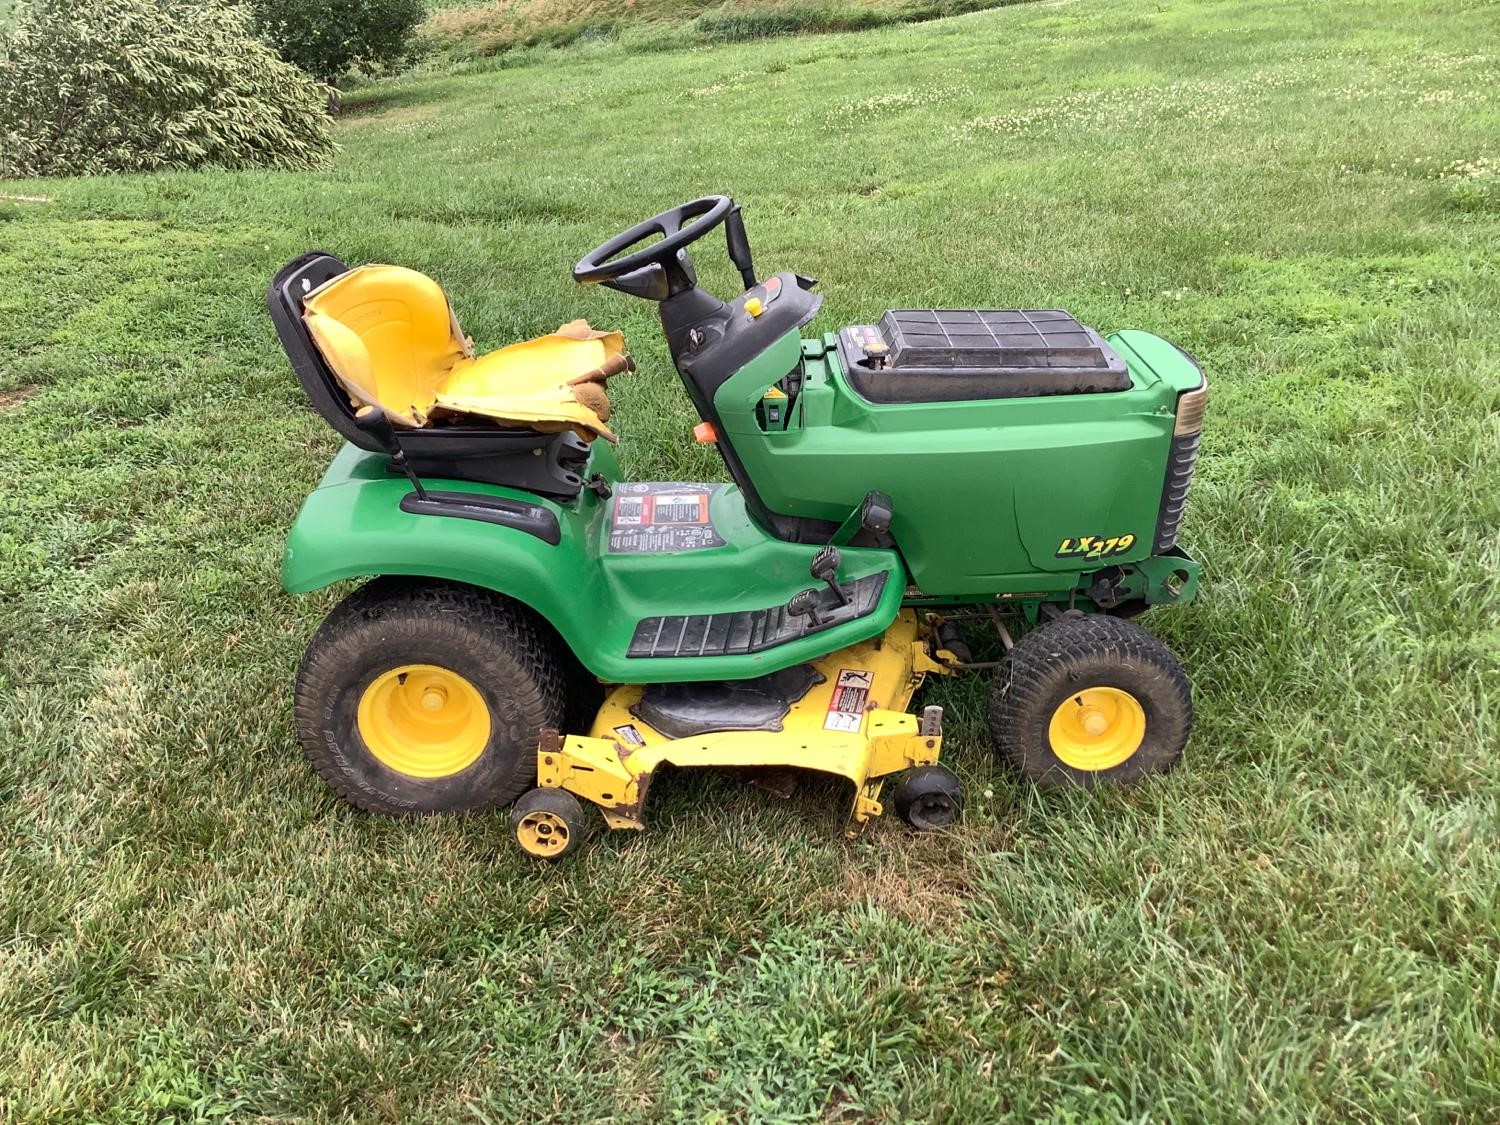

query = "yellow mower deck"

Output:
[[536, 611, 954, 835]]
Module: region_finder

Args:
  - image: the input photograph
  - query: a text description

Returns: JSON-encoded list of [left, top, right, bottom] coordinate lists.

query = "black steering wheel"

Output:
[[573, 195, 733, 297]]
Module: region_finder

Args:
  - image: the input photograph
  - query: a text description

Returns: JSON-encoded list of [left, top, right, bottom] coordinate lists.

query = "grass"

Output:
[[416, 0, 1034, 60], [2, 0, 1498, 1117]]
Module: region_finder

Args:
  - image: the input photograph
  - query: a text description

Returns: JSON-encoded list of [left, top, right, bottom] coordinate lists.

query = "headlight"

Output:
[[1174, 378, 1208, 436], [1155, 376, 1207, 552]]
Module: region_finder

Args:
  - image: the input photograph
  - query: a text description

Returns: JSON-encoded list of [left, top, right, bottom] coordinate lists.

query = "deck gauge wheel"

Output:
[[892, 764, 964, 830], [512, 788, 587, 860]]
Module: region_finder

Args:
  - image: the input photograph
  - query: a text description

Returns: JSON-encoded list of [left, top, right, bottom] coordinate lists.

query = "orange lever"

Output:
[[693, 421, 718, 444]]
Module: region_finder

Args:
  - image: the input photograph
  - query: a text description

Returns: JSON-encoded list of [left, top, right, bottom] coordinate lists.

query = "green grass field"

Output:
[[417, 0, 1031, 59], [2, 0, 1498, 1118]]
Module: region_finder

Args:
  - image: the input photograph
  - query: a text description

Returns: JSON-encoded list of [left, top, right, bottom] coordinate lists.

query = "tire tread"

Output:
[[989, 614, 1192, 788], [294, 578, 564, 814]]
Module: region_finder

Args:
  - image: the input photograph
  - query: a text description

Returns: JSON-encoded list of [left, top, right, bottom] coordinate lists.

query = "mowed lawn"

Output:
[[2, 0, 1497, 1118]]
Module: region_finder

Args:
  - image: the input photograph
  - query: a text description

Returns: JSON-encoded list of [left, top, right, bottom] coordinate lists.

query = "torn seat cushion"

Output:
[[302, 263, 630, 442]]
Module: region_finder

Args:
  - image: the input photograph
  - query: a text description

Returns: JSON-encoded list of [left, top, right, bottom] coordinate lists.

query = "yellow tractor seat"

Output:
[[301, 264, 631, 443]]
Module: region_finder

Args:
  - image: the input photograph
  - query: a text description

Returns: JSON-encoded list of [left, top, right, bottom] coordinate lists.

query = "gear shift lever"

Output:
[[810, 545, 849, 607]]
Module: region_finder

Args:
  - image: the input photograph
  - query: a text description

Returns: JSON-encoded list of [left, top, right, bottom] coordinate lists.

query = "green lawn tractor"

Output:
[[268, 195, 1207, 859]]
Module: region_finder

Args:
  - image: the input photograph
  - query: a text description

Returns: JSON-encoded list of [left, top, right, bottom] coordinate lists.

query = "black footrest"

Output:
[[627, 573, 888, 659]]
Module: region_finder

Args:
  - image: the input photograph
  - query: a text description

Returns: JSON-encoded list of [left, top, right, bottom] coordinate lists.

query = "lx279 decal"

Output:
[[1055, 533, 1136, 560]]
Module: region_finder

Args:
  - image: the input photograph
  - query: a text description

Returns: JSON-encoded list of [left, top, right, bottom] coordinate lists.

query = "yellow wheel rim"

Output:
[[515, 811, 572, 857], [1048, 686, 1146, 771], [356, 663, 491, 778]]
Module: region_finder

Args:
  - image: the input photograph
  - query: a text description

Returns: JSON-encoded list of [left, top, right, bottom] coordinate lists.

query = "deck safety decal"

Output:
[[612, 723, 646, 747], [824, 668, 874, 732], [609, 483, 726, 553]]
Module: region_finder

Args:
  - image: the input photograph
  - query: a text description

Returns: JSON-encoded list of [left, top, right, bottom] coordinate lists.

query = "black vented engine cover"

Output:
[[837, 309, 1131, 403]]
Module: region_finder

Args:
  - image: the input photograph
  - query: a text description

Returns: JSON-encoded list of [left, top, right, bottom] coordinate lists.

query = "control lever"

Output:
[[830, 489, 893, 547], [355, 405, 428, 501], [859, 491, 892, 537], [810, 545, 850, 607], [725, 204, 757, 291], [787, 589, 823, 628]]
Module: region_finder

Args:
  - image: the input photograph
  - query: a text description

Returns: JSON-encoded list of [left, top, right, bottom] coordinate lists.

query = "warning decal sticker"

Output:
[[609, 483, 727, 553], [612, 723, 647, 747], [824, 668, 874, 732]]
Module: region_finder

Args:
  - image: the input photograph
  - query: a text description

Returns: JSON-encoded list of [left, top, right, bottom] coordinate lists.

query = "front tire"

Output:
[[295, 578, 564, 814], [989, 615, 1191, 788]]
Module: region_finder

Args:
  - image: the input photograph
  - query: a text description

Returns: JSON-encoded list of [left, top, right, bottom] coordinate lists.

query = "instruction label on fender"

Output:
[[824, 668, 874, 732], [609, 483, 727, 553], [612, 723, 646, 747]]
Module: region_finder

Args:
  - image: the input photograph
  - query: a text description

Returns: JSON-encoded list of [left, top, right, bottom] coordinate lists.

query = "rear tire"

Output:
[[295, 578, 564, 814], [989, 614, 1191, 788]]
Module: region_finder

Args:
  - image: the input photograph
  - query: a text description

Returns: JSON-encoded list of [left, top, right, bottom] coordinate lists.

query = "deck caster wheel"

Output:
[[892, 765, 963, 830], [512, 787, 587, 860]]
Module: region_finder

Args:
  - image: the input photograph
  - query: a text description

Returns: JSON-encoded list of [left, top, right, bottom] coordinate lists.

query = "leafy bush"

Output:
[[250, 0, 426, 86], [0, 0, 334, 179]]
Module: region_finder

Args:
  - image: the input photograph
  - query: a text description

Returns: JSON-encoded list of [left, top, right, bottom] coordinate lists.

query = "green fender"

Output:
[[282, 444, 906, 684]]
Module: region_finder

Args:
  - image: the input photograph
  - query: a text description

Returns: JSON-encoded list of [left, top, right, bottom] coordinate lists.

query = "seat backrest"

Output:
[[269, 252, 383, 451], [302, 264, 471, 427]]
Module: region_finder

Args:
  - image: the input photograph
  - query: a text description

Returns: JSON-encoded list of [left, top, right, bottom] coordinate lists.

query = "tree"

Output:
[[0, 0, 334, 178], [249, 0, 426, 88]]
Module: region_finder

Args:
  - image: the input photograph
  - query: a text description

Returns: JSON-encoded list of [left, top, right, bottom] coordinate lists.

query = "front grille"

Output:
[[1153, 431, 1201, 553]]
